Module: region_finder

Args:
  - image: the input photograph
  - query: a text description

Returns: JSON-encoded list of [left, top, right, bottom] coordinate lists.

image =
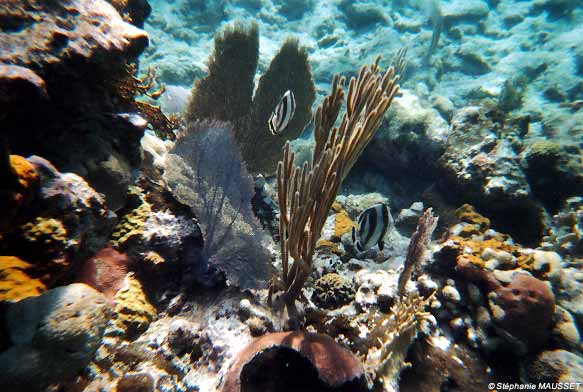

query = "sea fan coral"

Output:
[[185, 22, 316, 174], [185, 22, 259, 124], [163, 120, 270, 289]]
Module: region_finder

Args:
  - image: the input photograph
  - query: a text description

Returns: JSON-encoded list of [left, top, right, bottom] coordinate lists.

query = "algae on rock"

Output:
[[107, 273, 156, 339]]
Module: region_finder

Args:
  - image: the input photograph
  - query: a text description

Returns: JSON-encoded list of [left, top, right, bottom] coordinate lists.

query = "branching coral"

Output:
[[361, 292, 435, 391], [111, 63, 178, 139], [357, 208, 437, 390], [271, 56, 400, 326]]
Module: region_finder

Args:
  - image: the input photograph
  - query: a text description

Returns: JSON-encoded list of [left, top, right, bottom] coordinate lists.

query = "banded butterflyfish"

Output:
[[351, 203, 391, 252], [268, 90, 296, 135]]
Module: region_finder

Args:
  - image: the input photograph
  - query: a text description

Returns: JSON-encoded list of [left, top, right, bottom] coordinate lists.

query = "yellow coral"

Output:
[[111, 200, 151, 249], [333, 208, 356, 241], [455, 204, 490, 232], [449, 234, 536, 273], [21, 217, 68, 246], [110, 273, 156, 339], [457, 224, 482, 238], [9, 155, 39, 190], [315, 239, 342, 255], [0, 256, 46, 302]]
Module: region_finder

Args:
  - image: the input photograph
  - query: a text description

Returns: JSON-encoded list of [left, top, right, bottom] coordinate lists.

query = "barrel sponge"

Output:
[[242, 38, 316, 174], [185, 22, 259, 124]]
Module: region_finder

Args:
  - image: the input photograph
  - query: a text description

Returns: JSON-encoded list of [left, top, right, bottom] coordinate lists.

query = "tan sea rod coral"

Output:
[[270, 56, 400, 327]]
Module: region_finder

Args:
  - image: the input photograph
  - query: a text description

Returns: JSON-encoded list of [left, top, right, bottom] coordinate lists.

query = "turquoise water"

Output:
[[0, 0, 582, 391]]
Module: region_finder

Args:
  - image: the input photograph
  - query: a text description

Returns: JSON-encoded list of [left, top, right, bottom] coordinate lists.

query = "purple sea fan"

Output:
[[164, 120, 271, 289]]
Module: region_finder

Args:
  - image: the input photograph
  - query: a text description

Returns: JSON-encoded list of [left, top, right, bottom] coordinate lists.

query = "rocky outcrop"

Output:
[[0, 283, 110, 391], [106, 273, 156, 339], [0, 155, 114, 301], [521, 349, 583, 385], [438, 107, 544, 245], [434, 212, 560, 356], [362, 89, 450, 180], [0, 0, 151, 211]]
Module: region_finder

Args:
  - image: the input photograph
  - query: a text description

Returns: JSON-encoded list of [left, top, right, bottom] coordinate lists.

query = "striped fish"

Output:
[[351, 204, 391, 252], [268, 90, 296, 135]]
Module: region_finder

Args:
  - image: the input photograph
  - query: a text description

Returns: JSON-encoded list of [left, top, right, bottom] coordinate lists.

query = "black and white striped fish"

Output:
[[268, 90, 296, 135], [351, 204, 391, 252]]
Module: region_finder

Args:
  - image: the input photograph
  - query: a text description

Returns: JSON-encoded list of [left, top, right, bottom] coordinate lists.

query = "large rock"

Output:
[[0, 283, 110, 391], [0, 0, 151, 210], [547, 197, 583, 259], [0, 156, 116, 302], [361, 89, 450, 180], [438, 106, 544, 245], [520, 140, 583, 212], [29, 156, 114, 264], [555, 267, 583, 326]]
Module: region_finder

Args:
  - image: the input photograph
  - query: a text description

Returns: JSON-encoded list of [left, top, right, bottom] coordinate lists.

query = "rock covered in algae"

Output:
[[106, 272, 156, 339], [521, 140, 583, 211], [0, 283, 110, 391], [362, 89, 450, 179], [521, 349, 583, 384], [438, 106, 544, 246], [29, 156, 114, 257], [0, 155, 115, 301], [0, 0, 151, 210]]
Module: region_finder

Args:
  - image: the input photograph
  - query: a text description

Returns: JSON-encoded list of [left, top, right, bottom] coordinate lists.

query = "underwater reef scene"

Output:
[[1, 0, 583, 391]]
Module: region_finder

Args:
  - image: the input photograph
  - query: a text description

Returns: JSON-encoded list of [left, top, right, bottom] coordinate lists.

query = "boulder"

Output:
[[362, 90, 449, 180], [521, 349, 583, 384], [0, 0, 151, 210], [0, 283, 110, 391], [438, 106, 544, 245]]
